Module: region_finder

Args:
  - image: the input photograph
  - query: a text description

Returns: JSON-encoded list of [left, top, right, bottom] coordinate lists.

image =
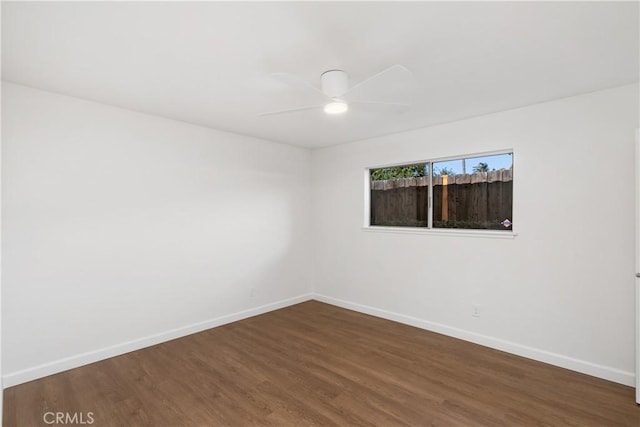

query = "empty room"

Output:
[[1, 1, 639, 426]]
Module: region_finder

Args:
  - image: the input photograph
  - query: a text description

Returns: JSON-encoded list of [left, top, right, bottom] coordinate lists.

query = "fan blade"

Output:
[[350, 100, 411, 113], [270, 72, 331, 100], [259, 105, 325, 117], [342, 65, 413, 99]]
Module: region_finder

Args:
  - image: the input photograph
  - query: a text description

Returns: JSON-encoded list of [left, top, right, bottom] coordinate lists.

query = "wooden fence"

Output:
[[370, 169, 513, 229]]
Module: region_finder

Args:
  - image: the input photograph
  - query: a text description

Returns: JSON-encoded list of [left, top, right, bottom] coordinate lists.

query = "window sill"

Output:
[[361, 226, 517, 239]]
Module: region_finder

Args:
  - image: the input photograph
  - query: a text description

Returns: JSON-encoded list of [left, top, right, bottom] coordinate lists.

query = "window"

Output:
[[368, 152, 513, 231]]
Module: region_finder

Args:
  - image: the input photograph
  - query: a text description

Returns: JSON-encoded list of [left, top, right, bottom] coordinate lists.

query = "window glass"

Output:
[[370, 163, 429, 227], [368, 152, 513, 231], [432, 153, 513, 230]]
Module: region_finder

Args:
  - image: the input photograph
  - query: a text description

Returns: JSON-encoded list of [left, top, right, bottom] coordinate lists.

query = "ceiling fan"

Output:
[[259, 64, 413, 117]]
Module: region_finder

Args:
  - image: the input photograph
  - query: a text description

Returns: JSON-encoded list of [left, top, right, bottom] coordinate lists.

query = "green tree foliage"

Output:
[[370, 164, 427, 181], [473, 162, 489, 172], [436, 167, 456, 176]]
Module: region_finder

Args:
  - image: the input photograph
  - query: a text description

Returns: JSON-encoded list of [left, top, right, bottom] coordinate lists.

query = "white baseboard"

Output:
[[5, 292, 634, 389], [2, 293, 314, 388], [312, 293, 635, 387]]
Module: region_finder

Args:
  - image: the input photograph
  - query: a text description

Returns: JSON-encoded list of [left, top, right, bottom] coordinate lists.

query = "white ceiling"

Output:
[[2, 1, 638, 148]]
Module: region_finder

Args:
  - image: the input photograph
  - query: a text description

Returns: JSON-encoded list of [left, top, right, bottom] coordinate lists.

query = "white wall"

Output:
[[1, 83, 312, 385], [312, 84, 639, 385], [3, 82, 638, 389], [0, 79, 4, 417]]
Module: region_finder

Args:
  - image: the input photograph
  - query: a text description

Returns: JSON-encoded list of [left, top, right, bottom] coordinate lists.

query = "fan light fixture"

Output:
[[259, 65, 412, 117], [324, 101, 348, 114]]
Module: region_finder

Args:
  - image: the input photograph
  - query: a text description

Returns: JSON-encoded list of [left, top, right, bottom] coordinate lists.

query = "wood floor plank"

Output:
[[3, 301, 639, 426]]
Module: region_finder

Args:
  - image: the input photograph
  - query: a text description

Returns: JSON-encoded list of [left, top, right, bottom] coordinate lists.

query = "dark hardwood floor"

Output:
[[3, 300, 639, 426]]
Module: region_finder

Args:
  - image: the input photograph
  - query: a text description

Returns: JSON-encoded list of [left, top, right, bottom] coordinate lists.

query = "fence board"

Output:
[[370, 171, 513, 229]]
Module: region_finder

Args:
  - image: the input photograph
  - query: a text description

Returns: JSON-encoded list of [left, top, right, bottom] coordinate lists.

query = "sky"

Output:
[[433, 153, 512, 175]]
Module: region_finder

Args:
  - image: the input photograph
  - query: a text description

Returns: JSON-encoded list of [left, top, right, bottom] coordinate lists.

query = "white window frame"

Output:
[[363, 149, 517, 239]]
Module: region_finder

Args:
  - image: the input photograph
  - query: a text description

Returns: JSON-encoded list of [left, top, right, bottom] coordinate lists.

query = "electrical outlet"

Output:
[[472, 305, 480, 318], [250, 288, 255, 298]]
